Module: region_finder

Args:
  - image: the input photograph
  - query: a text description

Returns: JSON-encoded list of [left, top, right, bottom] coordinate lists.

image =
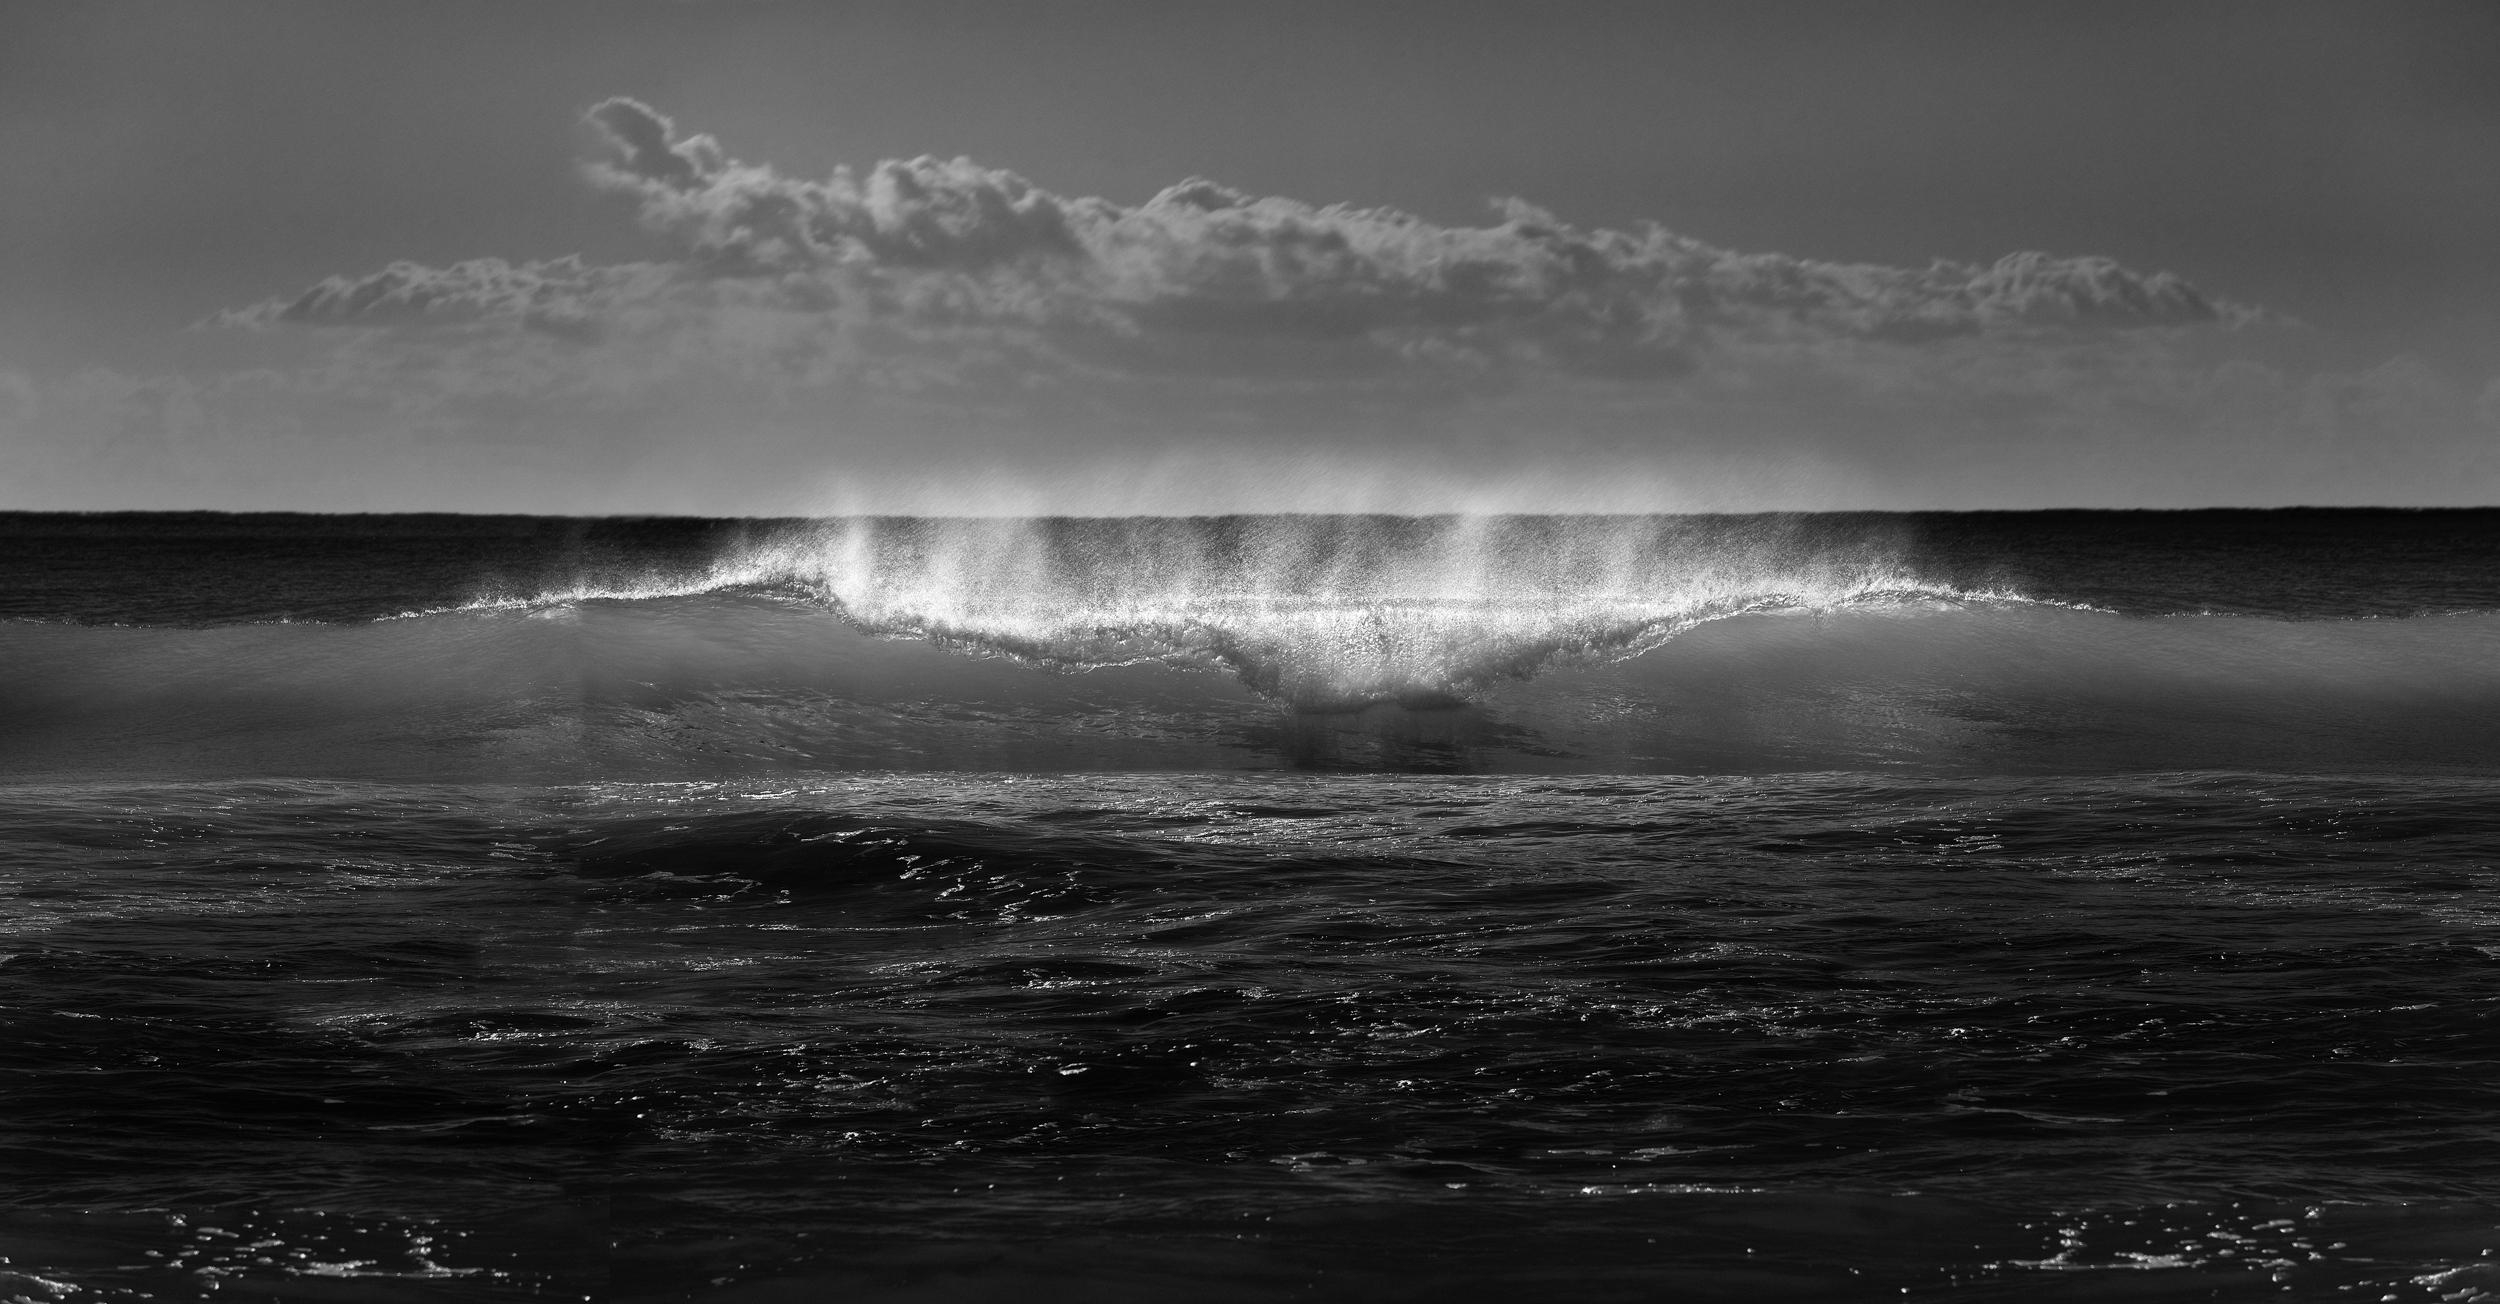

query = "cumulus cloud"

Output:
[[584, 98, 725, 190], [216, 256, 677, 341], [570, 98, 2231, 343], [144, 97, 2494, 512], [229, 97, 2242, 395]]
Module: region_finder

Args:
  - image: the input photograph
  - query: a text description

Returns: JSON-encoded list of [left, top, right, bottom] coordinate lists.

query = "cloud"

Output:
[[538, 97, 2239, 389], [226, 97, 2235, 389], [222, 98, 2239, 391], [216, 256, 674, 341], [584, 98, 725, 190], [128, 97, 2489, 512]]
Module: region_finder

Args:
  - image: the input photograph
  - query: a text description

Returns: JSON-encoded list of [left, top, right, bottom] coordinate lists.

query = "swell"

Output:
[[435, 513, 2016, 708], [5, 594, 2497, 779]]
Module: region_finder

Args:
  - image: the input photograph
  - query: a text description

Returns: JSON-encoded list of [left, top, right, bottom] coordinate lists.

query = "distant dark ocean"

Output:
[[2, 509, 2495, 1303]]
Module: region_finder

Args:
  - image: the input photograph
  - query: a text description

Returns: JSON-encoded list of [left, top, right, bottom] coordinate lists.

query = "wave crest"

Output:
[[674, 515, 1980, 705]]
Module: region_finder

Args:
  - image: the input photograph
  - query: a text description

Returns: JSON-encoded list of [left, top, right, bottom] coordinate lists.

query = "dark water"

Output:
[[2, 511, 2495, 1302]]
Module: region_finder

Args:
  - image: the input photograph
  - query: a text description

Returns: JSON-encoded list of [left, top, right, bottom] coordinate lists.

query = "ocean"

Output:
[[1, 509, 2495, 1302]]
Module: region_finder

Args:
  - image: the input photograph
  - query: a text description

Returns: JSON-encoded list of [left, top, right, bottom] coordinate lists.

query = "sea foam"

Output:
[[692, 514, 1993, 705]]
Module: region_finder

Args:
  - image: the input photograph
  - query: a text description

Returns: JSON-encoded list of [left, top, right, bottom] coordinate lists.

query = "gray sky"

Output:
[[3, 0, 2495, 513]]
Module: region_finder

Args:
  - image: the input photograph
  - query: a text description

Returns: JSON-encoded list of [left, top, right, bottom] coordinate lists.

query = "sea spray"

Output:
[[705, 513, 1961, 704]]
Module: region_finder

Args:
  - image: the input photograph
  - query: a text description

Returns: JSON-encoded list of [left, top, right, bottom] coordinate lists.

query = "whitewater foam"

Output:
[[527, 514, 2017, 705]]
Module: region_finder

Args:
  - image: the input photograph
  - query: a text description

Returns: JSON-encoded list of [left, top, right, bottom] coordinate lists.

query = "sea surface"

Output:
[[1, 509, 2495, 1302]]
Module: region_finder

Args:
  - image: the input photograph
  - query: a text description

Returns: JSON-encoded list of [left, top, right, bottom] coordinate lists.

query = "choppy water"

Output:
[[2, 511, 2495, 1302]]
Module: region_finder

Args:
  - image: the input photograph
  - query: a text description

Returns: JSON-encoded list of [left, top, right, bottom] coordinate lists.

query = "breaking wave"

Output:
[[457, 514, 2005, 705], [5, 514, 2497, 780]]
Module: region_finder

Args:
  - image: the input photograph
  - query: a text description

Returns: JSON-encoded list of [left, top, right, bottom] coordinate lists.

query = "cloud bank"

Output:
[[243, 99, 2240, 389], [10, 98, 2493, 513]]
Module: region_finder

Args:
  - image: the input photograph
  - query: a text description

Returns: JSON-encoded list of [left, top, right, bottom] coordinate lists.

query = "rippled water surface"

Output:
[[7, 773, 2496, 1301]]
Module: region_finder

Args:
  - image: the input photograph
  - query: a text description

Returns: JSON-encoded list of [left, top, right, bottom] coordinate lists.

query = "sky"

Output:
[[2, 0, 2496, 515]]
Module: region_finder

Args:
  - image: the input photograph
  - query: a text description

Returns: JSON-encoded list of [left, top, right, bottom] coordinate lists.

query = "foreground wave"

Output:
[[5, 772, 2497, 1301]]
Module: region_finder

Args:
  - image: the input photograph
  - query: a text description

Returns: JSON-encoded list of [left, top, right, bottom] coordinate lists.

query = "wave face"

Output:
[[6, 511, 2499, 779]]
